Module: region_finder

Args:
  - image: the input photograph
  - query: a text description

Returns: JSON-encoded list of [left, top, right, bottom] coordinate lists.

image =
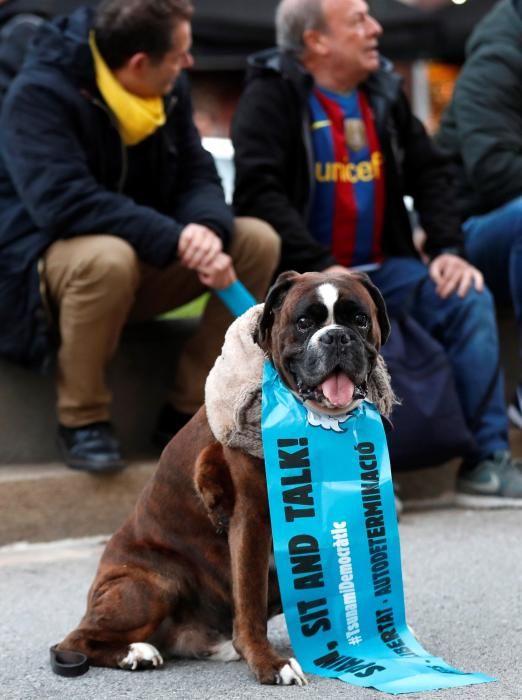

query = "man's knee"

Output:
[[79, 236, 139, 289], [230, 216, 281, 269], [46, 235, 139, 308]]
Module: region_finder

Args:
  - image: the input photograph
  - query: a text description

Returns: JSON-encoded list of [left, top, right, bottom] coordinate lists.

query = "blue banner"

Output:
[[261, 360, 495, 694]]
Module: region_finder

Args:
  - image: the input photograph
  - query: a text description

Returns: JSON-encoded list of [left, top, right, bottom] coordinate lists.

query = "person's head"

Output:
[[94, 0, 194, 98], [276, 0, 382, 92]]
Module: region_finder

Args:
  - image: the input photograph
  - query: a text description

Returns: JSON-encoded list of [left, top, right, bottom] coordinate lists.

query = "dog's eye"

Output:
[[354, 313, 369, 328], [296, 317, 313, 332]]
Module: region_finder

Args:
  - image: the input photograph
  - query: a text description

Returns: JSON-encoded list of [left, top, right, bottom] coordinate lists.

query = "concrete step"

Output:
[[2, 428, 520, 546], [0, 312, 519, 545], [0, 460, 156, 545]]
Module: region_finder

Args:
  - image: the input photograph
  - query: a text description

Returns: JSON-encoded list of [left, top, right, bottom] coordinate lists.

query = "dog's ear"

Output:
[[254, 271, 301, 351], [352, 272, 391, 347]]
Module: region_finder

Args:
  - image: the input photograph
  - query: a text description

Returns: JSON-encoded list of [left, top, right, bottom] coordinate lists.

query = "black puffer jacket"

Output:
[[0, 7, 232, 369], [437, 0, 522, 218], [232, 49, 463, 274]]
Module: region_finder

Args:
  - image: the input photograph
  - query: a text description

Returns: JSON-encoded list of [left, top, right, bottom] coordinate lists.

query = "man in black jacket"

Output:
[[0, 0, 279, 472], [437, 0, 522, 431], [232, 0, 522, 506]]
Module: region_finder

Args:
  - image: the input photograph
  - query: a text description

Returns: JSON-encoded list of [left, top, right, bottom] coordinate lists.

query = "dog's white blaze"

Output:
[[209, 639, 241, 662], [119, 642, 163, 670], [317, 283, 339, 324]]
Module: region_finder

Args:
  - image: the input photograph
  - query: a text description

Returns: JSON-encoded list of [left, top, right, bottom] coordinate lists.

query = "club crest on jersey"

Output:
[[344, 118, 367, 152]]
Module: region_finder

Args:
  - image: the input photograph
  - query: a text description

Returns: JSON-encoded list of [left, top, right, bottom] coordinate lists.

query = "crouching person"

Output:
[[0, 0, 279, 472]]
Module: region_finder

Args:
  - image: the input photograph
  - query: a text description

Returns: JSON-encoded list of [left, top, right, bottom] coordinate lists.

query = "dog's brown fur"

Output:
[[58, 408, 286, 682], [57, 270, 389, 684]]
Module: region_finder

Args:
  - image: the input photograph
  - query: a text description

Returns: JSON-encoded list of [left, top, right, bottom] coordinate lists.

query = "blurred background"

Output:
[[0, 0, 499, 135]]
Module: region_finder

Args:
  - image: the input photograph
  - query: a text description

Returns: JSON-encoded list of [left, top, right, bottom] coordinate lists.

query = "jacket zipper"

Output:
[[84, 92, 128, 193], [301, 106, 315, 220]]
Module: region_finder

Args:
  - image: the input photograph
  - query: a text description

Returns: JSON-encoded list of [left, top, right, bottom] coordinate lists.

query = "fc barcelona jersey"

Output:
[[308, 87, 385, 268]]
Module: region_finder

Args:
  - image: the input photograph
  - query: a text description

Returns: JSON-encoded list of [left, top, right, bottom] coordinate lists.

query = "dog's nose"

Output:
[[319, 329, 350, 346]]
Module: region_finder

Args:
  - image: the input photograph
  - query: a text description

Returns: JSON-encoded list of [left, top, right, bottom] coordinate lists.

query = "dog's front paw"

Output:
[[119, 642, 164, 670], [276, 658, 308, 686], [256, 657, 308, 686]]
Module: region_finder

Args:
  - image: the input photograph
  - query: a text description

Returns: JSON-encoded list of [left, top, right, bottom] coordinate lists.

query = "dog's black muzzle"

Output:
[[301, 327, 368, 384], [317, 327, 352, 351]]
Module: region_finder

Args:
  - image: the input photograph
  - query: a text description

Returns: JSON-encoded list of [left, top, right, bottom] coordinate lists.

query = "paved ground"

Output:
[[1, 508, 520, 700]]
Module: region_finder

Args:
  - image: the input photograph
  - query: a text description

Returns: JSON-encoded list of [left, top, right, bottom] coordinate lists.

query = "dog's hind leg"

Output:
[[57, 568, 172, 670]]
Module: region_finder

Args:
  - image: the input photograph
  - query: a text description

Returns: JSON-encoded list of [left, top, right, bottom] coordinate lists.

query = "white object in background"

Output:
[[202, 136, 235, 204], [411, 60, 431, 127]]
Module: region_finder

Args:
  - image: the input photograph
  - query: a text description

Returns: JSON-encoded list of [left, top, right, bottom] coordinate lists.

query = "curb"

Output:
[[0, 461, 155, 545]]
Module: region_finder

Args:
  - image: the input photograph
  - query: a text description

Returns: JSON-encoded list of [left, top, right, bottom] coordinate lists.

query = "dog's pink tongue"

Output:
[[320, 373, 355, 407]]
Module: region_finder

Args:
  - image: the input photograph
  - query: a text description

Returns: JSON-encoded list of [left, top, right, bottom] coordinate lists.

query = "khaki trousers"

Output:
[[43, 217, 280, 427]]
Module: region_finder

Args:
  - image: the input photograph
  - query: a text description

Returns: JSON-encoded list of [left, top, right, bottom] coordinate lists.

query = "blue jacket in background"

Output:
[[0, 7, 232, 369]]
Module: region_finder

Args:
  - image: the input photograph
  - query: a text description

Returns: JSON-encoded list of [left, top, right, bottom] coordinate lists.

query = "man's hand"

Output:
[[429, 254, 484, 298], [178, 224, 223, 270], [178, 223, 237, 289], [197, 252, 236, 289]]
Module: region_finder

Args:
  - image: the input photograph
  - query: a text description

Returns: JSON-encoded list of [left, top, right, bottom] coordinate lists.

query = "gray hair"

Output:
[[275, 0, 327, 54]]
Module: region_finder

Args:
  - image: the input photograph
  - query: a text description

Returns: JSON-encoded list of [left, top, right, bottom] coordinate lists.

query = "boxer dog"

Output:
[[54, 270, 391, 686]]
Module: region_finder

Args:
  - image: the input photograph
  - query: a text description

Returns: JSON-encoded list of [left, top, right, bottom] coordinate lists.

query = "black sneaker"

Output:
[[507, 383, 522, 429], [152, 404, 193, 448], [57, 422, 125, 473]]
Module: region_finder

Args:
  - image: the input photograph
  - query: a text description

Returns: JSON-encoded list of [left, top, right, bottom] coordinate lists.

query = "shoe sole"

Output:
[[65, 460, 127, 474], [507, 404, 522, 429], [57, 444, 126, 473], [455, 493, 522, 509]]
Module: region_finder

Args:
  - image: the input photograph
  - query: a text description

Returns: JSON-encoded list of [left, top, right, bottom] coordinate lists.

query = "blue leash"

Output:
[[215, 279, 257, 317]]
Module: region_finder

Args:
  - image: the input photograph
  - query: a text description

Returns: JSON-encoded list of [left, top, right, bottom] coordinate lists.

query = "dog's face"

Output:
[[255, 270, 390, 415]]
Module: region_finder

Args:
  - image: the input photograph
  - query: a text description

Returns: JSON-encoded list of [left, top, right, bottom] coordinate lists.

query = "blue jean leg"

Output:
[[370, 258, 508, 460], [463, 196, 522, 327]]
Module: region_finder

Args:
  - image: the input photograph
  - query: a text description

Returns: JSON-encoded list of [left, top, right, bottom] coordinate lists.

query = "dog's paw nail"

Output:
[[277, 658, 308, 686], [119, 642, 163, 670]]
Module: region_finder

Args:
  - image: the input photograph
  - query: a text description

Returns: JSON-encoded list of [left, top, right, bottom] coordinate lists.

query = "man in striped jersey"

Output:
[[232, 0, 522, 506]]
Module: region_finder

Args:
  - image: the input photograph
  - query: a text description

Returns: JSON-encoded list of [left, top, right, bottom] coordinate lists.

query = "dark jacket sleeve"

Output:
[[232, 76, 336, 272], [446, 45, 522, 211], [393, 92, 464, 257], [169, 75, 233, 247], [0, 77, 181, 267]]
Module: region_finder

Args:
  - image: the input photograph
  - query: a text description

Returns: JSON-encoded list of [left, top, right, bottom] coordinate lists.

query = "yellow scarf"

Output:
[[89, 31, 166, 146]]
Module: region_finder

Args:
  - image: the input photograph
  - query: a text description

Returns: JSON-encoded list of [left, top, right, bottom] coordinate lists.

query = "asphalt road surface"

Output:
[[1, 508, 520, 700]]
